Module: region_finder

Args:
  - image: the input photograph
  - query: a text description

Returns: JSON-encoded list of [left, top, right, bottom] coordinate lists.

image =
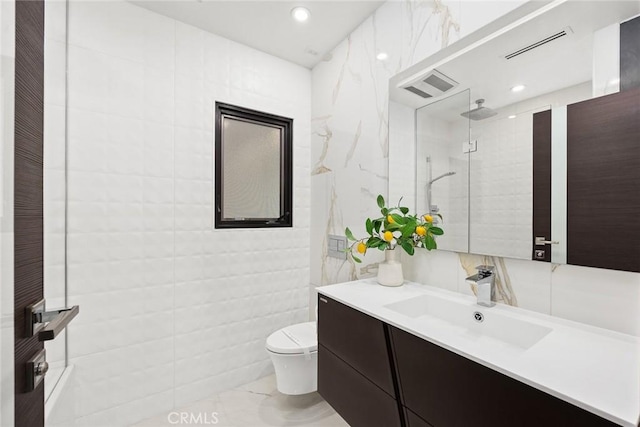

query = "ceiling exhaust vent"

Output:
[[402, 69, 458, 99], [505, 26, 573, 60]]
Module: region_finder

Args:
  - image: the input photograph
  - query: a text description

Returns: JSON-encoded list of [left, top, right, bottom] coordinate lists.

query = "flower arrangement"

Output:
[[345, 195, 444, 263]]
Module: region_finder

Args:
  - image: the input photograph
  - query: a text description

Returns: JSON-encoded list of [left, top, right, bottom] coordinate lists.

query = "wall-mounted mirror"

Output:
[[389, 1, 640, 272]]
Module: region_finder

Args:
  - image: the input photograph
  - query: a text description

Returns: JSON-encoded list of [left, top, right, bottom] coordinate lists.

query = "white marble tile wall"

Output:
[[65, 1, 310, 425], [311, 0, 524, 286], [311, 0, 640, 339]]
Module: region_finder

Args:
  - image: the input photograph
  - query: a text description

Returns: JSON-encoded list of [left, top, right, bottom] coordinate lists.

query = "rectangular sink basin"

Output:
[[384, 294, 552, 350]]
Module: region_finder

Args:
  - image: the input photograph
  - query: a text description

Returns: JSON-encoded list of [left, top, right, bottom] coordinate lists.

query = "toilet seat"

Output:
[[266, 322, 317, 354]]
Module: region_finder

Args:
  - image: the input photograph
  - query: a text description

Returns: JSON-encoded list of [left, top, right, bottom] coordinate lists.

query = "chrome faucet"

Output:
[[466, 265, 495, 307]]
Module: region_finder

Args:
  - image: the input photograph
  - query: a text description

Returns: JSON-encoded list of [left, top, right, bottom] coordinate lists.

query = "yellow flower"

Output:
[[357, 242, 367, 254], [383, 230, 394, 242], [416, 226, 426, 236], [423, 214, 433, 223], [387, 215, 394, 223]]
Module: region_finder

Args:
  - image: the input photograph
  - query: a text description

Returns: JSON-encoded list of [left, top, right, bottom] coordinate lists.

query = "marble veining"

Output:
[[344, 120, 362, 167], [311, 117, 332, 175], [311, 0, 466, 289]]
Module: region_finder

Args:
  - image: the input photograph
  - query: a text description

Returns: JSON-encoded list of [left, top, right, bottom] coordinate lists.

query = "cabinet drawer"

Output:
[[318, 295, 395, 396], [318, 344, 402, 427], [391, 326, 617, 427]]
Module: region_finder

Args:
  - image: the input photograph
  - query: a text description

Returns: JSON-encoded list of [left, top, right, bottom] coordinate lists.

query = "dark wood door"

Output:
[[14, 0, 45, 425], [532, 109, 552, 262], [567, 88, 640, 273]]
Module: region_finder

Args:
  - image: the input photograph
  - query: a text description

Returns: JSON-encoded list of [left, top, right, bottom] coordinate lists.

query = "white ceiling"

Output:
[[391, 1, 640, 112], [131, 0, 385, 69]]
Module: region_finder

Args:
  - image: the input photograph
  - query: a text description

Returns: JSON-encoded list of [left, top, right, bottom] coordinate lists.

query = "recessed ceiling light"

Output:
[[511, 84, 526, 93], [376, 52, 388, 61], [291, 6, 310, 22], [508, 115, 517, 119]]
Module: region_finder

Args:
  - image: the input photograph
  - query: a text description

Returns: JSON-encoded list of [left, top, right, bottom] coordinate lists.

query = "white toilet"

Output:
[[266, 321, 318, 395]]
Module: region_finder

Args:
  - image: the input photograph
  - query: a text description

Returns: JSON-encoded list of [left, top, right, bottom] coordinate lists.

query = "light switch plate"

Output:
[[328, 235, 347, 260]]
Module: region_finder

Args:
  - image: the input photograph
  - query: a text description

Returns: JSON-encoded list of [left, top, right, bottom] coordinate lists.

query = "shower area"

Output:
[[416, 86, 551, 259], [416, 89, 470, 254]]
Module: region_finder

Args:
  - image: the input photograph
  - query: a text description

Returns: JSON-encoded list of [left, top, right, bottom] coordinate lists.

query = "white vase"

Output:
[[377, 248, 404, 287]]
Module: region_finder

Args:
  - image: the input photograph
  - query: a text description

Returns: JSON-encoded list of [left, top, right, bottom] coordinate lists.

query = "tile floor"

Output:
[[132, 375, 349, 427]]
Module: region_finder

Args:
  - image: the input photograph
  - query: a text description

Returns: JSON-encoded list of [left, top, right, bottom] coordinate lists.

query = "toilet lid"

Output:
[[266, 321, 317, 354]]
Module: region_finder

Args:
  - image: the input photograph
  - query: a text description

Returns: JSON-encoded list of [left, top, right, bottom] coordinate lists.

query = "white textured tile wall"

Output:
[[65, 1, 310, 425], [311, 0, 640, 339]]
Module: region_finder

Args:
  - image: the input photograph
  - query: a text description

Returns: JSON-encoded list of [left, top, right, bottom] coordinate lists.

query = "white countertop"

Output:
[[317, 279, 640, 427]]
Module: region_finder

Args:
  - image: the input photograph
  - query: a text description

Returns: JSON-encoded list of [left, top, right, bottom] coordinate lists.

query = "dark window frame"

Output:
[[214, 102, 293, 229]]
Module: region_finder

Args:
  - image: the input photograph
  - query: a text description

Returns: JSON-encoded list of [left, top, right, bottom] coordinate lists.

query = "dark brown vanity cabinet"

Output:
[[318, 295, 621, 427], [317, 295, 402, 427], [390, 326, 618, 427]]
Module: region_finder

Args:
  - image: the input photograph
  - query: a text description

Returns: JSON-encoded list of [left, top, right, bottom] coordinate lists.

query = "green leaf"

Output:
[[401, 225, 415, 239], [373, 219, 382, 233], [381, 207, 388, 216], [367, 237, 383, 247], [430, 227, 444, 236], [401, 241, 415, 256], [377, 195, 385, 208], [425, 235, 437, 250], [351, 254, 362, 263], [400, 207, 409, 214], [390, 213, 405, 225], [365, 218, 373, 235], [345, 227, 356, 241]]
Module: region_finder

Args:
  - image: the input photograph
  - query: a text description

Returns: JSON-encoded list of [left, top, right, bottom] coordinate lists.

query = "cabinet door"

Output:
[[405, 407, 433, 427], [567, 88, 640, 272], [317, 295, 395, 396], [391, 326, 617, 427], [318, 345, 402, 427]]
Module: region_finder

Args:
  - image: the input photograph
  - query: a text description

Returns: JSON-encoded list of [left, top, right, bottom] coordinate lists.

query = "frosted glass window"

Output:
[[215, 103, 293, 228]]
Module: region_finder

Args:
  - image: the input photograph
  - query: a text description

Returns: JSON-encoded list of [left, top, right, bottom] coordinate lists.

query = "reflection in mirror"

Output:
[[215, 102, 293, 228], [389, 0, 640, 268], [416, 89, 470, 253]]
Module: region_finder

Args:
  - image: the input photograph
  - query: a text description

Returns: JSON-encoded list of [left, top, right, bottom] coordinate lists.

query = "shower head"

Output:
[[428, 171, 456, 185], [461, 99, 498, 121]]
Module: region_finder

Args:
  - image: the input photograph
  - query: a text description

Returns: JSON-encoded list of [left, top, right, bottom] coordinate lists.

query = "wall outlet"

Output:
[[328, 235, 347, 259]]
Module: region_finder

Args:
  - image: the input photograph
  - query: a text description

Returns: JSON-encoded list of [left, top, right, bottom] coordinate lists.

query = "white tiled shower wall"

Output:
[[64, 1, 310, 425], [311, 0, 640, 337]]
